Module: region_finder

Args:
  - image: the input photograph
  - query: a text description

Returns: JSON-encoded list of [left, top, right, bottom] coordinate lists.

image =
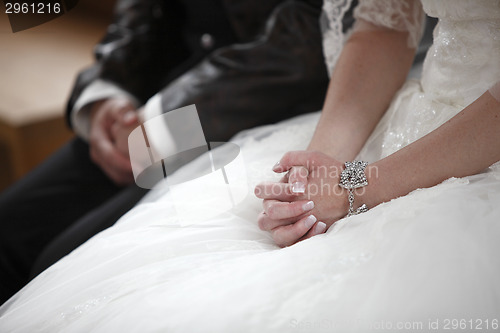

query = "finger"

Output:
[[92, 112, 133, 171], [107, 99, 135, 121], [263, 199, 314, 220], [271, 214, 318, 247], [280, 173, 289, 184], [110, 122, 121, 141], [257, 211, 294, 231], [298, 221, 328, 242], [254, 182, 302, 200], [113, 97, 135, 111], [272, 151, 325, 173], [90, 123, 133, 185], [96, 141, 132, 176], [257, 205, 313, 231], [287, 166, 309, 193], [258, 212, 312, 230], [120, 110, 139, 126]]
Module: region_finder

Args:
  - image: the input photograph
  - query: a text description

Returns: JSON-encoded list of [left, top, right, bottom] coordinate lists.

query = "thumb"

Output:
[[272, 151, 319, 173], [287, 166, 309, 194]]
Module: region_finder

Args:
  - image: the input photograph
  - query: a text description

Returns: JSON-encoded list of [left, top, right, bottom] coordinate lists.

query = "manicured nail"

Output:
[[292, 182, 305, 193], [302, 201, 314, 211], [272, 161, 281, 171], [314, 222, 327, 234], [304, 215, 317, 228]]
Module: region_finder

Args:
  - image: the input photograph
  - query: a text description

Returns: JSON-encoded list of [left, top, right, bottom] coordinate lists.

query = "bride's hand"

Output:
[[255, 151, 350, 246], [254, 170, 323, 247]]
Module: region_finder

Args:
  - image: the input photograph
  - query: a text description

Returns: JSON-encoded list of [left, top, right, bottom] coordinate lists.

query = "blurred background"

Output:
[[0, 0, 116, 191]]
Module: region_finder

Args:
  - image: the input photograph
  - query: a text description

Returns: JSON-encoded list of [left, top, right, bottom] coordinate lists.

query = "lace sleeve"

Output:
[[322, 0, 425, 76], [353, 0, 425, 48]]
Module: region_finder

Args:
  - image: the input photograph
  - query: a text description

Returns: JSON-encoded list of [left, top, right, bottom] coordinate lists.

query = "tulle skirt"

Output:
[[1, 81, 499, 333]]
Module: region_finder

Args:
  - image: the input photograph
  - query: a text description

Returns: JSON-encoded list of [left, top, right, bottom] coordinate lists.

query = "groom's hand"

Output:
[[89, 98, 139, 186]]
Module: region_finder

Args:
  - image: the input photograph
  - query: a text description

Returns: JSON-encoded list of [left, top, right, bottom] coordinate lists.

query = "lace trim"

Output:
[[354, 0, 425, 48], [322, 0, 425, 76]]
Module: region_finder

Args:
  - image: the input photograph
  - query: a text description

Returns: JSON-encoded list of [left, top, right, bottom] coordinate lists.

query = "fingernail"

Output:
[[314, 222, 327, 234], [304, 215, 317, 228], [292, 182, 305, 193], [302, 201, 314, 211], [272, 161, 281, 171]]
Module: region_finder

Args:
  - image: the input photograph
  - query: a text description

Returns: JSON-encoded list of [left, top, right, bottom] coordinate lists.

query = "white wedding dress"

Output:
[[1, 1, 499, 332]]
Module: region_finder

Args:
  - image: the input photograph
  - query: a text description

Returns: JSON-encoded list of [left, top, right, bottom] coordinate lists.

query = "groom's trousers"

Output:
[[0, 138, 148, 304]]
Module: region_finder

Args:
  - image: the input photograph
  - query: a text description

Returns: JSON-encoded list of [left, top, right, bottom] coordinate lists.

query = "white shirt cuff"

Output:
[[71, 79, 140, 140]]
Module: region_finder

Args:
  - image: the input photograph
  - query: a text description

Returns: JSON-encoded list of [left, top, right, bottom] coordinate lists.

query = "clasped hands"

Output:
[[89, 98, 141, 185], [88, 99, 354, 244], [255, 151, 350, 247]]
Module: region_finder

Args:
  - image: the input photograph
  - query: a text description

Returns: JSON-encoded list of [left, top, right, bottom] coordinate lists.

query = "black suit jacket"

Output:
[[67, 0, 355, 141]]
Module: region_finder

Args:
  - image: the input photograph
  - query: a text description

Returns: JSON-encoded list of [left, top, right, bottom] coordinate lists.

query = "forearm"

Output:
[[308, 22, 415, 161], [362, 90, 500, 208]]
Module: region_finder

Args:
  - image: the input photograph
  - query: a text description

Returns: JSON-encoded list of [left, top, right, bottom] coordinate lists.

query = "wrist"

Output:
[[353, 164, 382, 211], [336, 160, 387, 217], [337, 160, 370, 217], [353, 157, 403, 211], [306, 142, 357, 162]]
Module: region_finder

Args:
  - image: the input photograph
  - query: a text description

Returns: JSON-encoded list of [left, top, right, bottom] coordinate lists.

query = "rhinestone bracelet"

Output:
[[338, 160, 369, 217]]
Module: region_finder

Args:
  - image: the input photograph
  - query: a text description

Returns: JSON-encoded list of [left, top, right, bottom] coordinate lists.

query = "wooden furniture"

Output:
[[0, 3, 114, 190]]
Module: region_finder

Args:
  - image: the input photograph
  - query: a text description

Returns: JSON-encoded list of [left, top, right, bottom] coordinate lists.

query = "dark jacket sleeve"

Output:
[[158, 0, 332, 142], [66, 0, 189, 127], [67, 0, 356, 143]]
